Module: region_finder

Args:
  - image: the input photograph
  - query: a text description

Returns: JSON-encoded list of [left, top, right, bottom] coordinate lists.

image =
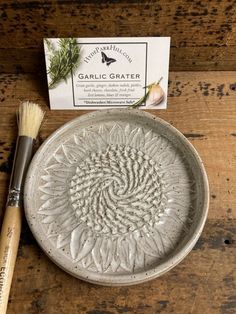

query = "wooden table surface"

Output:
[[0, 71, 235, 314], [0, 0, 236, 313]]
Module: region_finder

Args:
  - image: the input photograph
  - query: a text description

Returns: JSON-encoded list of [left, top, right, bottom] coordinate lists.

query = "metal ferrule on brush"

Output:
[[7, 136, 34, 207]]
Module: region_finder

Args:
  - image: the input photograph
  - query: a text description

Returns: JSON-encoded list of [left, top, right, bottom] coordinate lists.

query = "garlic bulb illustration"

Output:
[[131, 77, 165, 108], [147, 80, 165, 106]]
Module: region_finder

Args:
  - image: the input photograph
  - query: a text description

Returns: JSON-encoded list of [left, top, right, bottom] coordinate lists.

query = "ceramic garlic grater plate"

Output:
[[24, 109, 209, 286]]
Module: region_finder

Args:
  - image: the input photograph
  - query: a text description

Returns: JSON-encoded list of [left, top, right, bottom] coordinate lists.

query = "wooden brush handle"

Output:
[[0, 206, 22, 314]]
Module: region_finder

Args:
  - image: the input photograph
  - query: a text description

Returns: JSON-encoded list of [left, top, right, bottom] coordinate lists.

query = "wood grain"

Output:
[[1, 1, 236, 312], [0, 72, 236, 313], [0, 0, 236, 73]]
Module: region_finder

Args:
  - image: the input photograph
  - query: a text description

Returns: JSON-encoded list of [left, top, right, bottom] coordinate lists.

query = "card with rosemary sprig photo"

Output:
[[44, 37, 170, 110]]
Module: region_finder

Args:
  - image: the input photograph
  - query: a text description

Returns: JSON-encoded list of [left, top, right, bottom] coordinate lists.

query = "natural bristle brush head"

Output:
[[18, 101, 45, 139]]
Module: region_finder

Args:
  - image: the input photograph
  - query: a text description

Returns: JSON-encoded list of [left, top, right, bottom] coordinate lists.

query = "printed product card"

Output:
[[44, 37, 170, 110]]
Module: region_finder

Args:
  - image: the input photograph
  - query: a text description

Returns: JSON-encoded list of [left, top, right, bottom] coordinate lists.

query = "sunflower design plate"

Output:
[[24, 109, 209, 286]]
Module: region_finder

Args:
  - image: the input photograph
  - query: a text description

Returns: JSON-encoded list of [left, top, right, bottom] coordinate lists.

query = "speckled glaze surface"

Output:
[[24, 109, 209, 286]]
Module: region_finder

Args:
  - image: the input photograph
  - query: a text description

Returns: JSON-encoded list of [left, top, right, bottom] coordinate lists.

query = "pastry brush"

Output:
[[0, 102, 44, 314]]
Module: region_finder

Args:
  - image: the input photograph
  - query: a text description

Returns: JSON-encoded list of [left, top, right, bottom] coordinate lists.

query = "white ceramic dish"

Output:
[[24, 109, 209, 286]]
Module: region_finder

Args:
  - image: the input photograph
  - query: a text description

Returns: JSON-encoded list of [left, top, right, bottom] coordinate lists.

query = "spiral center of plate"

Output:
[[69, 144, 164, 235]]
